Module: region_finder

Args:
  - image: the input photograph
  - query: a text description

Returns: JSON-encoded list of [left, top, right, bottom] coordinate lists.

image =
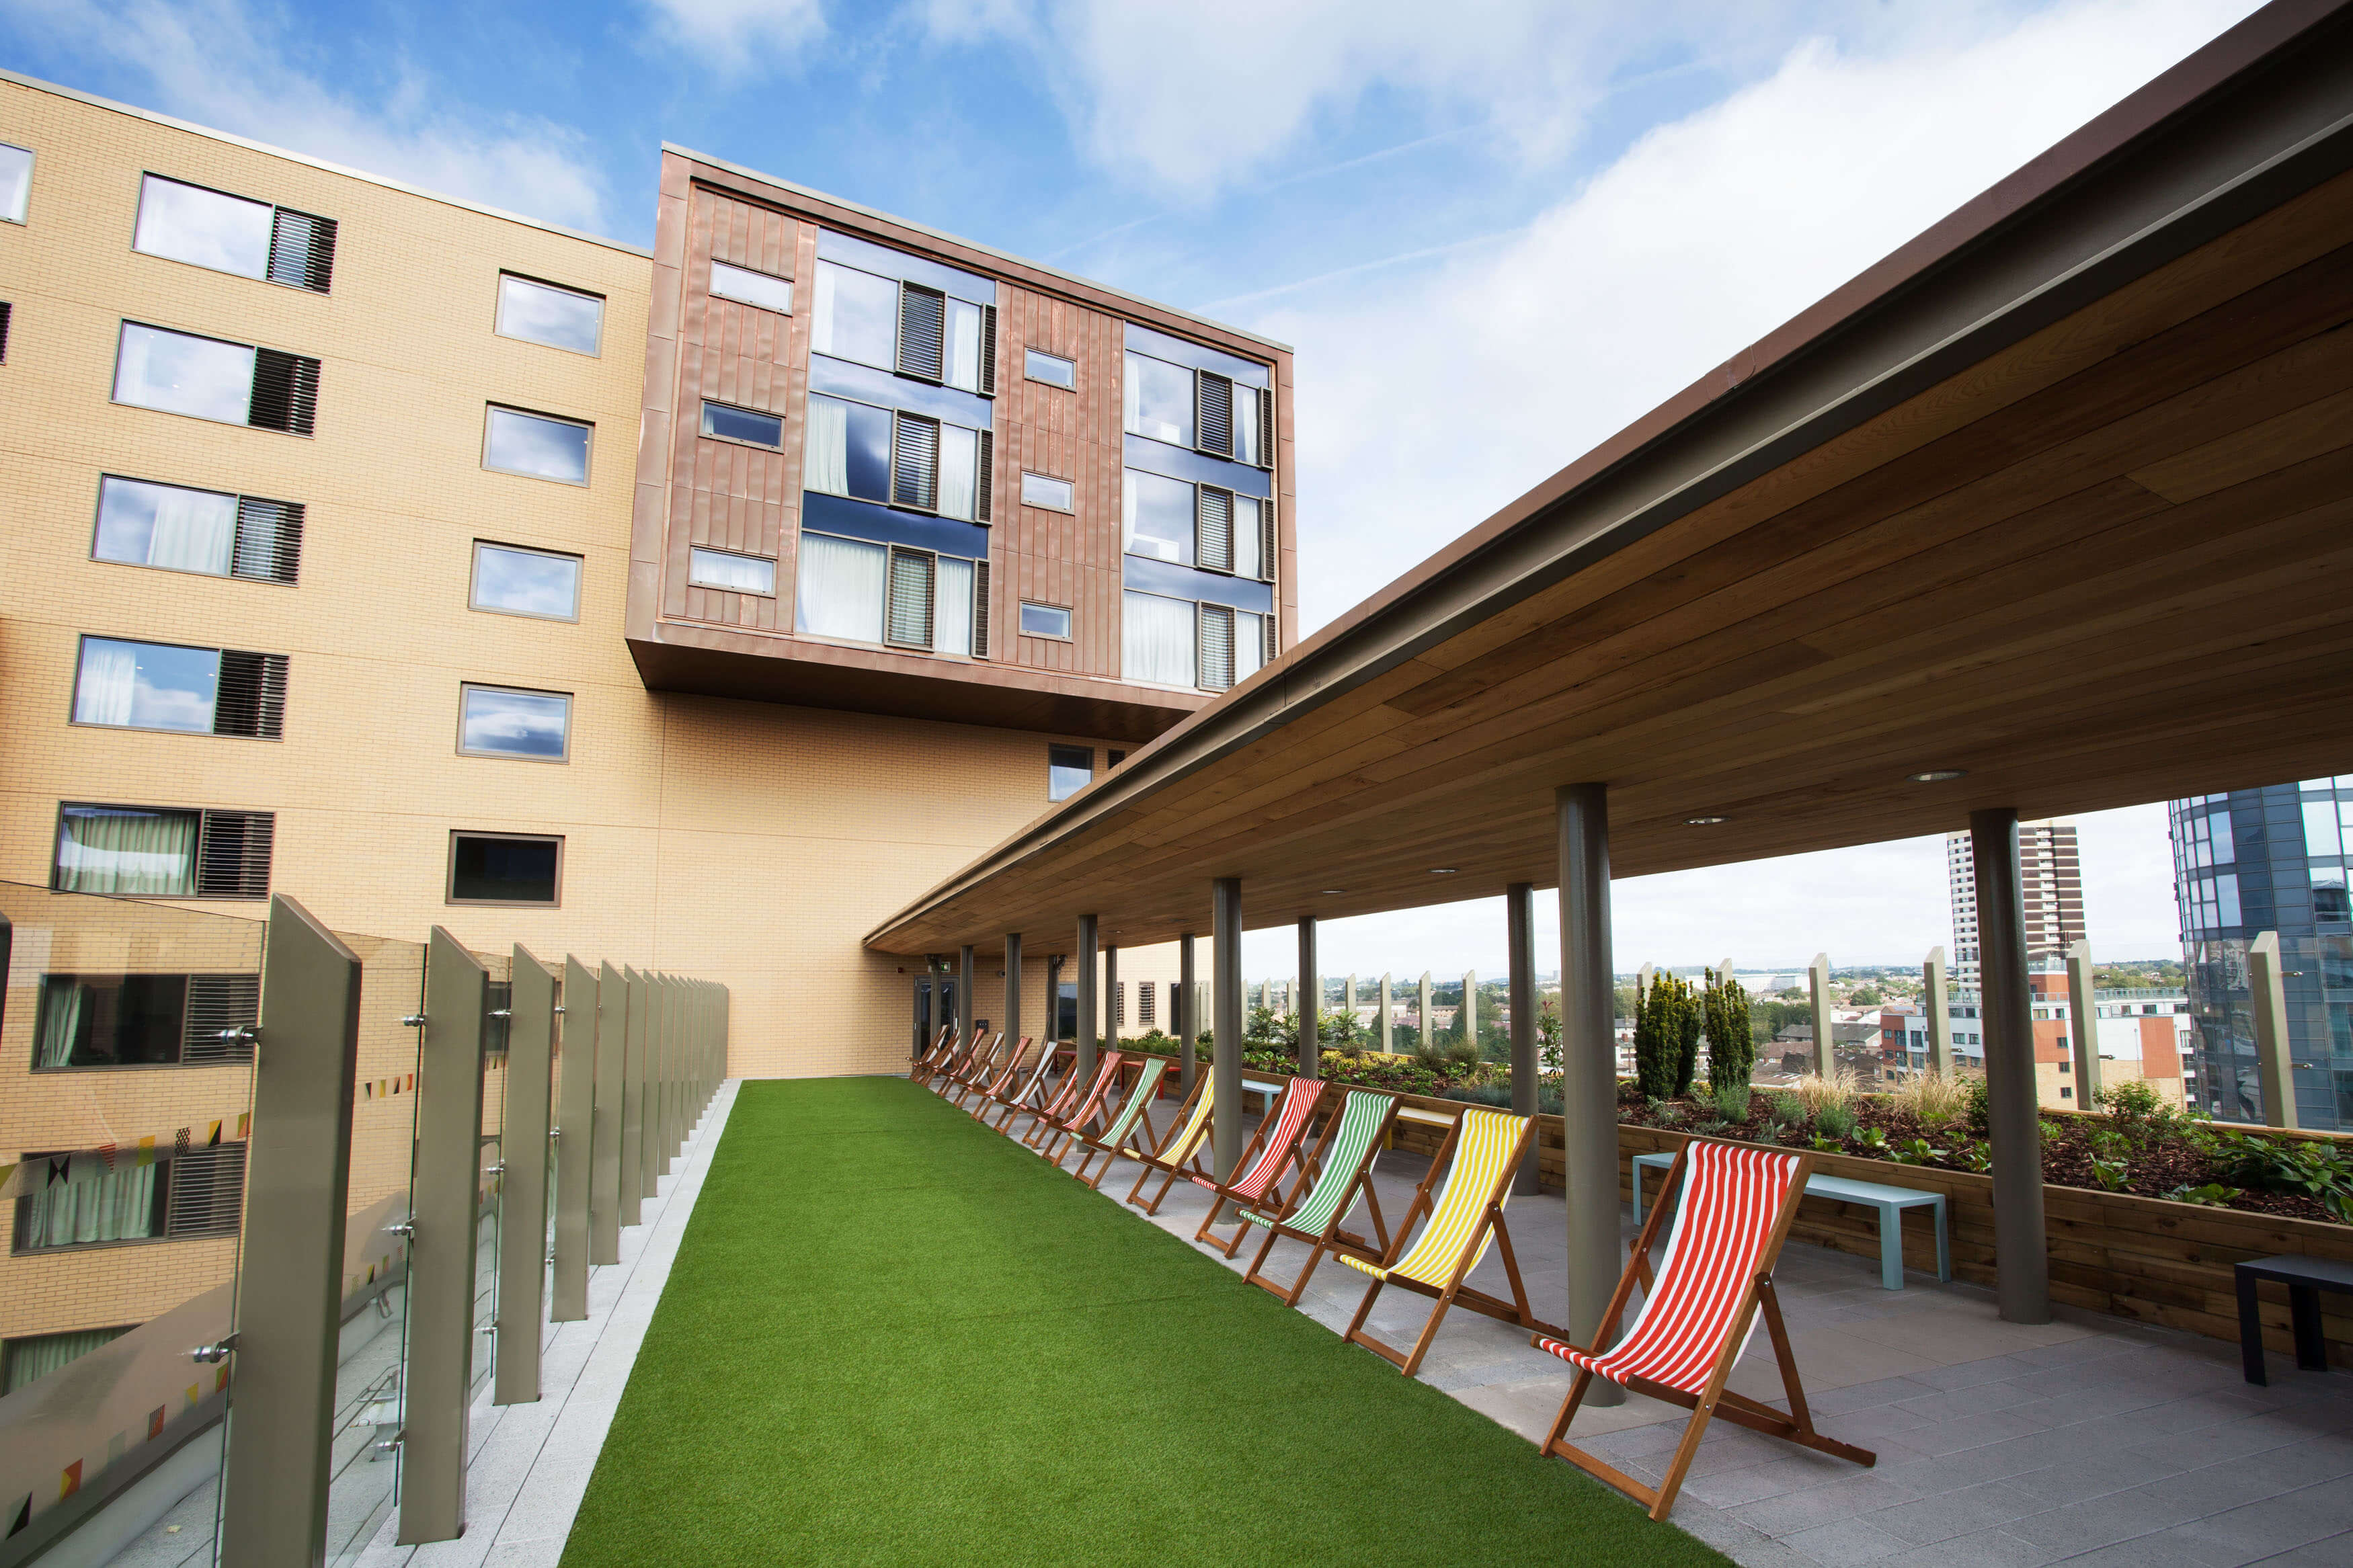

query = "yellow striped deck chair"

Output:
[[1339, 1106, 1563, 1377], [1123, 1072, 1215, 1215], [1068, 1056, 1170, 1189]]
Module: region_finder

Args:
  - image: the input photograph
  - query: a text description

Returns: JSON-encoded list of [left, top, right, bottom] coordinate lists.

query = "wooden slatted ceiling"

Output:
[[865, 155, 2353, 955]]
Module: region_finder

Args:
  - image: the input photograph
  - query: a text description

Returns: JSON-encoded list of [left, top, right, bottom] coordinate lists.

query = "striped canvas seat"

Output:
[[1190, 1077, 1320, 1200], [1341, 1107, 1520, 1287], [1244, 1089, 1391, 1235], [1069, 1057, 1170, 1187], [1015, 1053, 1088, 1145], [1036, 1051, 1125, 1159], [1536, 1141, 1802, 1395], [989, 1042, 1058, 1124], [1125, 1073, 1210, 1165]]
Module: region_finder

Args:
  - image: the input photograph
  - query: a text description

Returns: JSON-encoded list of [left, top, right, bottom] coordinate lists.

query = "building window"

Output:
[[1124, 349, 1269, 466], [33, 973, 260, 1069], [1122, 591, 1196, 689], [805, 394, 988, 522], [495, 274, 604, 355], [133, 175, 336, 292], [448, 831, 563, 905], [688, 547, 777, 597], [113, 323, 319, 435], [710, 260, 793, 314], [1123, 468, 1270, 581], [12, 1143, 245, 1253], [811, 259, 994, 394], [811, 259, 902, 369], [457, 684, 571, 762], [795, 533, 980, 655], [1123, 350, 1193, 448], [1113, 981, 1126, 1028], [54, 804, 274, 899], [73, 636, 288, 739], [92, 476, 302, 584], [1049, 745, 1092, 802], [3, 1328, 132, 1397], [483, 406, 592, 485], [1025, 348, 1075, 389], [471, 542, 582, 620], [1021, 472, 1074, 512], [1021, 602, 1072, 640], [1139, 981, 1156, 1026], [701, 399, 785, 449], [0, 141, 30, 224]]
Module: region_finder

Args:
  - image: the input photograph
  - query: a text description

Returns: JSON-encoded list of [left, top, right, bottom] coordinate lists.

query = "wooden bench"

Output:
[[2234, 1253, 2353, 1385], [1633, 1150, 1950, 1291]]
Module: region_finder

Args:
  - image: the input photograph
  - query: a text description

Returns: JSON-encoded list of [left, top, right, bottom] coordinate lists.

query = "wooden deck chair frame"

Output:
[[986, 1042, 1062, 1128], [924, 1026, 982, 1091], [942, 1032, 1008, 1108], [1239, 1089, 1400, 1307], [1193, 1077, 1326, 1257], [1531, 1138, 1874, 1521], [1123, 1074, 1216, 1214], [960, 1036, 1035, 1116], [1039, 1052, 1129, 1163], [908, 1024, 957, 1083], [1001, 1046, 1080, 1138], [1069, 1057, 1170, 1189], [1341, 1108, 1566, 1377]]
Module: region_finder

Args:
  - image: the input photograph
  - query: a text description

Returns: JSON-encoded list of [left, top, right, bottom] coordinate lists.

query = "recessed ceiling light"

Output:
[[1429, 867, 1459, 874], [1320, 889, 1346, 895], [1685, 815, 1728, 825], [1909, 769, 1968, 783]]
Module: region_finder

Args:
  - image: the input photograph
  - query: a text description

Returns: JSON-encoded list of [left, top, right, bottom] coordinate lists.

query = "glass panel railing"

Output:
[[472, 954, 510, 1409]]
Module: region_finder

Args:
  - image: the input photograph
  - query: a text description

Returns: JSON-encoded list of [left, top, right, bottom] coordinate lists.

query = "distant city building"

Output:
[[1947, 819, 2085, 988], [1877, 963, 2188, 1110], [2171, 782, 2353, 1128]]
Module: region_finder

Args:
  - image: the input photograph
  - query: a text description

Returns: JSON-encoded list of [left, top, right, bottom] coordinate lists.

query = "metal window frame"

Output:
[[1022, 346, 1076, 390], [480, 403, 595, 488], [1018, 470, 1074, 513], [66, 632, 254, 741], [130, 171, 324, 291], [884, 544, 939, 651], [696, 397, 786, 450], [444, 829, 565, 907], [87, 472, 300, 587], [686, 545, 779, 598], [890, 410, 943, 511], [493, 270, 607, 357], [0, 138, 30, 225], [707, 258, 794, 315], [1047, 744, 1094, 802], [454, 681, 574, 764], [1018, 600, 1073, 641], [469, 539, 584, 622]]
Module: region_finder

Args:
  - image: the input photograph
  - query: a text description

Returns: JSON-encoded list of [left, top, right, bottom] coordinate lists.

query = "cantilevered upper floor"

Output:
[[627, 147, 1298, 743]]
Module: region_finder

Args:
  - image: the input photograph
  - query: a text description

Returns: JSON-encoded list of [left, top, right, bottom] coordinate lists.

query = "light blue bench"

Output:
[[1632, 1150, 1950, 1292]]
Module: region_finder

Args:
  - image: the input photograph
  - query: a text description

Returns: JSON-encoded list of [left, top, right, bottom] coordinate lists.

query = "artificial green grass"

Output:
[[558, 1078, 1730, 1567]]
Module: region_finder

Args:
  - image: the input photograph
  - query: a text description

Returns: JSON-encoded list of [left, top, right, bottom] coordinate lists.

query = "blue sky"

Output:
[[0, 0, 2265, 972]]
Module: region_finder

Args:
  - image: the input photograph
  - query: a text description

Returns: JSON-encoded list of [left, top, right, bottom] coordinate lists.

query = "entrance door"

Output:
[[912, 976, 961, 1061]]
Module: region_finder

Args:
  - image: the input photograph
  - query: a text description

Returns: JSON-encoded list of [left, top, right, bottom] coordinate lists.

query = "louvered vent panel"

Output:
[[1264, 613, 1278, 665], [975, 429, 993, 522], [1258, 383, 1275, 468], [196, 811, 274, 899], [893, 415, 940, 510], [1260, 505, 1277, 583], [978, 304, 998, 395], [0, 300, 11, 363], [233, 497, 303, 583], [1197, 372, 1233, 457], [165, 1143, 247, 1237], [183, 975, 261, 1063], [212, 651, 288, 739], [267, 208, 337, 292], [887, 550, 936, 649], [1199, 605, 1235, 691], [972, 560, 992, 659], [247, 349, 320, 436], [1195, 486, 1233, 573], [898, 285, 946, 381]]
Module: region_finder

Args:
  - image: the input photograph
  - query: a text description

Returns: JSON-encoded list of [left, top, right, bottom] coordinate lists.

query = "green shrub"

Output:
[[1701, 973, 1755, 1094], [2210, 1131, 2353, 1222], [1765, 1091, 1804, 1128], [1633, 972, 1702, 1100], [1709, 1080, 1753, 1124], [1963, 1075, 1991, 1137], [1814, 1102, 1857, 1141]]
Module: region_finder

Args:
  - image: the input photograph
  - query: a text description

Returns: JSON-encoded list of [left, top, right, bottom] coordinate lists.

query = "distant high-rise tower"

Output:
[[1946, 820, 2085, 988]]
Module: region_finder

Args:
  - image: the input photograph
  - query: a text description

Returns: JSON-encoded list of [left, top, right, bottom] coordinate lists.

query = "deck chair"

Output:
[[959, 1036, 1035, 1114], [1001, 1047, 1082, 1139], [1068, 1057, 1170, 1188], [1193, 1076, 1324, 1257], [908, 1024, 957, 1083], [1339, 1106, 1560, 1376], [1123, 1074, 1216, 1215], [1033, 1051, 1126, 1158], [1239, 1089, 1399, 1306], [1531, 1138, 1875, 1521], [941, 1031, 1006, 1105], [922, 1027, 981, 1091], [985, 1042, 1061, 1128]]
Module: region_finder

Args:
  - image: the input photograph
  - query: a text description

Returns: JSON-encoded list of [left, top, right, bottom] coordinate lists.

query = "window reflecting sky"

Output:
[[709, 260, 792, 315], [114, 324, 253, 424], [134, 175, 273, 280], [701, 401, 782, 447], [459, 686, 571, 759], [1123, 351, 1193, 447], [471, 542, 581, 618], [0, 142, 32, 224], [812, 261, 898, 369], [75, 637, 219, 733], [1122, 468, 1191, 563], [497, 275, 604, 354], [485, 407, 590, 482]]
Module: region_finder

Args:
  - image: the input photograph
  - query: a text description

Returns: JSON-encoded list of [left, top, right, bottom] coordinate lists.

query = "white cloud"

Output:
[[640, 0, 828, 63], [5, 0, 609, 233]]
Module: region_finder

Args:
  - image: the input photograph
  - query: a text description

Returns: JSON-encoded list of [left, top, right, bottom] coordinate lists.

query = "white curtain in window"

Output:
[[2, 1327, 132, 1396], [22, 1164, 159, 1247], [73, 642, 138, 727], [1235, 612, 1265, 683], [1123, 591, 1196, 688], [795, 532, 887, 643], [935, 556, 974, 655], [1232, 495, 1261, 579], [36, 980, 84, 1069], [936, 425, 978, 521], [147, 485, 237, 574], [804, 395, 849, 495], [56, 809, 200, 895]]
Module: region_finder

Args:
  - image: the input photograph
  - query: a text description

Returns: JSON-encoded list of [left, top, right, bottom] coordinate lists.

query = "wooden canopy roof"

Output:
[[868, 0, 2353, 957]]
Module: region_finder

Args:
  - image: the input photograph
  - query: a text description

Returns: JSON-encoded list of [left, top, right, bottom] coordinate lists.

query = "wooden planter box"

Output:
[[1375, 1089, 2353, 1370]]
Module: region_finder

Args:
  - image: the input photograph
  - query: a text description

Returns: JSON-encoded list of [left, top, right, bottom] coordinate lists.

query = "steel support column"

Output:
[[1297, 917, 1320, 1077], [1075, 915, 1099, 1081], [1507, 881, 1540, 1195], [551, 957, 594, 1319], [1003, 933, 1023, 1059], [1973, 807, 2052, 1324], [1211, 878, 1243, 1181], [1179, 933, 1197, 1093], [959, 944, 976, 1042], [219, 895, 360, 1568], [1557, 785, 1622, 1403], [590, 961, 624, 1265], [495, 945, 555, 1403]]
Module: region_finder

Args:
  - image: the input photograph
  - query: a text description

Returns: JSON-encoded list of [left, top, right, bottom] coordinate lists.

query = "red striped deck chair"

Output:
[[1339, 1107, 1561, 1377], [959, 1036, 1035, 1115], [1239, 1088, 1398, 1306], [1123, 1073, 1215, 1215], [941, 1031, 1006, 1104], [1192, 1076, 1324, 1257], [1531, 1138, 1874, 1521], [986, 1042, 1062, 1129], [908, 1024, 957, 1083], [1001, 1046, 1082, 1139], [1068, 1056, 1170, 1188], [1037, 1051, 1127, 1163]]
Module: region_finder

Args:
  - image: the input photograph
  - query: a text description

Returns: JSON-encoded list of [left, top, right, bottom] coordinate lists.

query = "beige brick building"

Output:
[[0, 75, 1288, 1362]]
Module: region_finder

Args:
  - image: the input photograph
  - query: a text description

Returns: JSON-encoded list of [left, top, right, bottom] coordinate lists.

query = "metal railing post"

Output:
[[495, 945, 554, 1402], [591, 960, 625, 1264], [220, 895, 362, 1568], [398, 927, 488, 1544], [552, 956, 594, 1319]]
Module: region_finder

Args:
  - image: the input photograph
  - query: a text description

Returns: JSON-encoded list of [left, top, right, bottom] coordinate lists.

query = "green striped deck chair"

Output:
[[1238, 1089, 1400, 1307], [1123, 1073, 1215, 1216], [1339, 1107, 1566, 1378], [1035, 1051, 1127, 1161], [1068, 1056, 1170, 1189]]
